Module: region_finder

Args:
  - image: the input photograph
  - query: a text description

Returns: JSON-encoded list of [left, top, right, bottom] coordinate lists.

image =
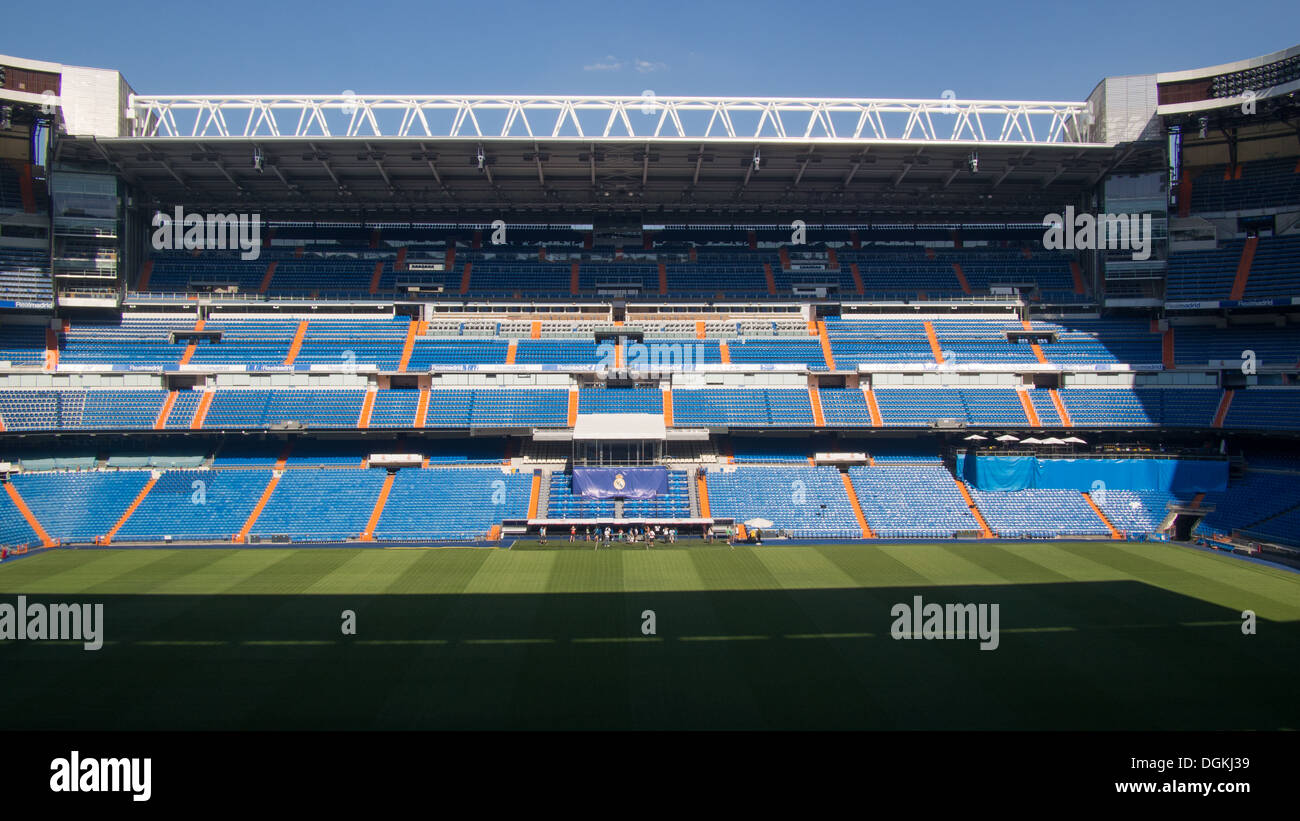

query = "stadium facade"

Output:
[[1, 45, 1299, 557]]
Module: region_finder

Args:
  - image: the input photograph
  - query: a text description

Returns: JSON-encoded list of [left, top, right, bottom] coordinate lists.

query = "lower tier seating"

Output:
[[705, 466, 860, 537]]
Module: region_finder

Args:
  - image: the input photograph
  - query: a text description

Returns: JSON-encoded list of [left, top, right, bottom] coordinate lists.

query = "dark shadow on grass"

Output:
[[0, 582, 1294, 731]]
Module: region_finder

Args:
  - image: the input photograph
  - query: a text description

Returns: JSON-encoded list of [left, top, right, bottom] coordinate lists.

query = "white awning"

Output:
[[572, 413, 667, 441]]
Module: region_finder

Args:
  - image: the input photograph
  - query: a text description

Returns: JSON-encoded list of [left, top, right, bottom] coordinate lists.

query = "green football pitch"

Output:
[[1, 541, 1297, 730]]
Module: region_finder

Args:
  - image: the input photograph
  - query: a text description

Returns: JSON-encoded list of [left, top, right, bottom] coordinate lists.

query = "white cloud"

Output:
[[582, 56, 669, 73], [583, 55, 624, 72]]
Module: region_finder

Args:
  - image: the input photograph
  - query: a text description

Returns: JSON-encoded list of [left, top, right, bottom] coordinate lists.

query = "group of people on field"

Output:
[[586, 524, 678, 546], [535, 524, 754, 548], [537, 524, 684, 546]]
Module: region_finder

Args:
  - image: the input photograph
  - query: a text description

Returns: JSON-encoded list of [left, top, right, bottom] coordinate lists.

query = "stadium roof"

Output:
[[68, 133, 1146, 221], [0, 52, 1196, 219]]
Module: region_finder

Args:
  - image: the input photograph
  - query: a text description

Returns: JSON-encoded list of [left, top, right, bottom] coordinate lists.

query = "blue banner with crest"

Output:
[[571, 467, 668, 500]]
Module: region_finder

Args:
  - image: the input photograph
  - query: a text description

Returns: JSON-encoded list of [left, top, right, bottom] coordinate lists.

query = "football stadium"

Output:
[[1, 34, 1299, 736]]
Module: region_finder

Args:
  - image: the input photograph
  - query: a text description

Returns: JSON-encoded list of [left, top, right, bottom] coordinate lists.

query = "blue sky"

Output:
[[5, 0, 1296, 100]]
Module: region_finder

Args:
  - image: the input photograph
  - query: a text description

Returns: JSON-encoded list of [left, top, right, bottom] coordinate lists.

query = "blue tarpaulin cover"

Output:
[[957, 455, 1227, 493], [571, 467, 669, 500]]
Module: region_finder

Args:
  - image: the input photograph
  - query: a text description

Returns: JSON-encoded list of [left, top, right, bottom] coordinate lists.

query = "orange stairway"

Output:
[[179, 318, 205, 366], [258, 261, 278, 293], [954, 481, 994, 538], [839, 472, 875, 538], [696, 473, 711, 518], [923, 321, 944, 364], [1083, 492, 1123, 539], [360, 472, 396, 542], [397, 320, 419, 371], [526, 472, 542, 519], [235, 473, 281, 543], [154, 390, 178, 430], [816, 320, 836, 370], [862, 387, 883, 427], [415, 388, 430, 428], [1229, 237, 1258, 301], [1212, 389, 1234, 428], [849, 262, 865, 295], [283, 320, 308, 365], [189, 390, 214, 429], [1069, 260, 1086, 295], [1016, 390, 1041, 426], [809, 386, 825, 427], [4, 482, 56, 547], [952, 263, 971, 295], [43, 326, 58, 371], [1049, 389, 1073, 427], [103, 476, 158, 545], [1023, 319, 1048, 364], [357, 389, 377, 429]]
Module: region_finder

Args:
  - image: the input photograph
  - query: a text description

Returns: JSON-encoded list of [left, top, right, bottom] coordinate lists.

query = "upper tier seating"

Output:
[[577, 387, 663, 414], [671, 388, 814, 427], [0, 323, 48, 365], [0, 249, 54, 303], [202, 390, 367, 428], [1187, 158, 1300, 214], [1166, 235, 1300, 301], [137, 239, 1088, 300], [1053, 388, 1222, 428], [1174, 324, 1300, 368], [1221, 389, 1300, 431]]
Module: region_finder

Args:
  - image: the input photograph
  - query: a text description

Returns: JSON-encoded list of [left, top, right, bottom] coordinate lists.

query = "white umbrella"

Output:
[[995, 434, 1020, 442], [1040, 437, 1065, 445], [964, 434, 988, 441], [1063, 436, 1087, 444], [744, 518, 774, 529], [1020, 437, 1043, 445]]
